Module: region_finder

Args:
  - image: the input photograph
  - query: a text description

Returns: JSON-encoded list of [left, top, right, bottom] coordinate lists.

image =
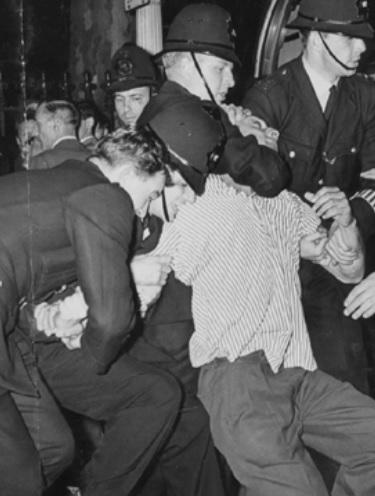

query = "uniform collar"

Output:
[[302, 56, 339, 110]]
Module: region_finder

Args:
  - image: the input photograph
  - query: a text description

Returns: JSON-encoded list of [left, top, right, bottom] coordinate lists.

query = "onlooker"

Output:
[[30, 100, 91, 169], [243, 0, 375, 393], [75, 99, 110, 151], [14, 102, 43, 170]]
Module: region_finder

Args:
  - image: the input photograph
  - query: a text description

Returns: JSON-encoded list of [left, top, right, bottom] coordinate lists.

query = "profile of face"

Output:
[[114, 87, 151, 130], [149, 169, 196, 222], [35, 106, 58, 150], [193, 54, 235, 104], [120, 168, 166, 216], [319, 32, 367, 77]]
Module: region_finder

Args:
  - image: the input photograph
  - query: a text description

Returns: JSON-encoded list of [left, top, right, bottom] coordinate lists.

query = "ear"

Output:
[[309, 31, 322, 49], [180, 52, 194, 71], [86, 116, 95, 133], [53, 116, 63, 133]]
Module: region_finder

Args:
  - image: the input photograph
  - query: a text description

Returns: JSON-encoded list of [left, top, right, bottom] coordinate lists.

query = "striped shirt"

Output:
[[152, 176, 320, 372]]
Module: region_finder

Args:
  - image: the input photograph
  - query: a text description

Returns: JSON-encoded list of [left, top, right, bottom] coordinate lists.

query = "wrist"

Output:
[[340, 217, 356, 229]]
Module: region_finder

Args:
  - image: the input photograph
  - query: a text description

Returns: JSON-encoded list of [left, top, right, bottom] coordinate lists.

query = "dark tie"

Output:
[[324, 85, 337, 121]]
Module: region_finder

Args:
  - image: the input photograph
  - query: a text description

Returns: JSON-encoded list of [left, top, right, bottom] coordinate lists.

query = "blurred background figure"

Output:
[[30, 100, 91, 170], [75, 99, 110, 151], [14, 101, 43, 170]]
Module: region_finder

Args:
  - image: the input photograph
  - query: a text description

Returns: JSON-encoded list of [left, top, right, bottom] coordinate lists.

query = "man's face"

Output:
[[35, 107, 57, 149], [320, 33, 367, 77], [194, 54, 235, 104], [123, 169, 166, 215], [114, 87, 151, 129], [149, 169, 196, 222]]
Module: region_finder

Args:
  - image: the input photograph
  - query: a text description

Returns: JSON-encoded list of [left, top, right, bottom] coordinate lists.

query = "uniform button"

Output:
[[289, 150, 296, 158], [318, 179, 324, 185], [351, 147, 357, 153]]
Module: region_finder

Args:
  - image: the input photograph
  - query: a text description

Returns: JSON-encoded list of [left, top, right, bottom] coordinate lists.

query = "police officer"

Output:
[[243, 0, 375, 396], [110, 42, 159, 130], [139, 3, 290, 197]]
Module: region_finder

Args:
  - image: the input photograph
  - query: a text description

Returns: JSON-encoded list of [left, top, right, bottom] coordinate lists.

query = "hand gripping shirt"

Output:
[[152, 176, 320, 372]]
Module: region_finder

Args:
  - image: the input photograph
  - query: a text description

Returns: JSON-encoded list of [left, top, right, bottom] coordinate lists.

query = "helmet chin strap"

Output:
[[318, 32, 358, 72], [190, 52, 217, 104]]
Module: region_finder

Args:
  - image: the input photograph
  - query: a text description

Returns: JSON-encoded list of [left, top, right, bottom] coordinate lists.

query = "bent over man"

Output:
[[0, 128, 180, 496]]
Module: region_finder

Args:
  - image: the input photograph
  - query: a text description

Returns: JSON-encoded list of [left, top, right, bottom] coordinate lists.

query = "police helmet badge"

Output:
[[116, 53, 134, 80], [226, 18, 237, 45], [357, 0, 369, 18]]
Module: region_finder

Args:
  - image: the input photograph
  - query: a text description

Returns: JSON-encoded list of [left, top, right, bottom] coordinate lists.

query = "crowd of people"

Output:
[[2, 0, 375, 495]]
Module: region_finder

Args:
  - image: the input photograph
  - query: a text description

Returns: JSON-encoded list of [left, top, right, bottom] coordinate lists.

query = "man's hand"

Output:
[[300, 228, 328, 263], [344, 273, 375, 319], [304, 187, 353, 227], [138, 285, 165, 316], [220, 104, 279, 151], [130, 254, 171, 286]]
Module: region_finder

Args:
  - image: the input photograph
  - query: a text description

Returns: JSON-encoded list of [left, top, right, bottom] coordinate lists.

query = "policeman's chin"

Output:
[[215, 92, 228, 104], [335, 62, 358, 78]]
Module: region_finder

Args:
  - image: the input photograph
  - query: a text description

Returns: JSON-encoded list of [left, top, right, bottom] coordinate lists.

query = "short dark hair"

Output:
[[95, 127, 170, 177], [75, 99, 110, 134], [38, 100, 80, 127]]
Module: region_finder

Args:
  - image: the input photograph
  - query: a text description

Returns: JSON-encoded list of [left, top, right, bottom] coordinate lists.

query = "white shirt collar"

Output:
[[52, 135, 77, 148], [302, 56, 338, 110]]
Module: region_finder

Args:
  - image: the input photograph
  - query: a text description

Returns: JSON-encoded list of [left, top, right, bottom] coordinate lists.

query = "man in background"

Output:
[[30, 100, 91, 170]]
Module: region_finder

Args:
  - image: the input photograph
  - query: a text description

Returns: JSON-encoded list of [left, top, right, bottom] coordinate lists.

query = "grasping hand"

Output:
[[304, 187, 353, 227], [131, 254, 172, 286], [300, 228, 328, 263], [344, 273, 375, 319]]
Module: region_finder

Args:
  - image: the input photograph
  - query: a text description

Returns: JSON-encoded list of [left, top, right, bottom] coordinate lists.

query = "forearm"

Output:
[[323, 220, 365, 283]]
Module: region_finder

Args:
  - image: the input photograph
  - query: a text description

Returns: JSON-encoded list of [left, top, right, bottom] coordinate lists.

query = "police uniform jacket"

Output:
[[243, 56, 375, 239], [0, 160, 136, 395], [243, 57, 374, 391], [139, 80, 290, 198]]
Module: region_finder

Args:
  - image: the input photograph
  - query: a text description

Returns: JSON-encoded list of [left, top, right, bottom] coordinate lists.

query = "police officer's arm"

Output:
[[242, 81, 280, 132], [214, 108, 290, 197], [350, 80, 375, 240], [64, 183, 136, 373]]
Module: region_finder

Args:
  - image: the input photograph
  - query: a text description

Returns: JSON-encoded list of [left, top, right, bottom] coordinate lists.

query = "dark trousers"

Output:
[[0, 389, 42, 496], [33, 339, 181, 496], [134, 395, 228, 496], [0, 334, 74, 496], [129, 335, 230, 496], [300, 260, 369, 392], [198, 351, 375, 496]]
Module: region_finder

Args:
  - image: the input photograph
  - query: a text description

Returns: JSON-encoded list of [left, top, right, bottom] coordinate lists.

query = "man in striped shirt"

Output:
[[148, 173, 375, 496], [37, 168, 375, 495]]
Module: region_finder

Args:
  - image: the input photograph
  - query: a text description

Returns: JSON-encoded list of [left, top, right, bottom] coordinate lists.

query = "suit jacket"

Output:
[[243, 56, 375, 239], [139, 80, 290, 198], [29, 138, 91, 170], [0, 160, 136, 395]]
